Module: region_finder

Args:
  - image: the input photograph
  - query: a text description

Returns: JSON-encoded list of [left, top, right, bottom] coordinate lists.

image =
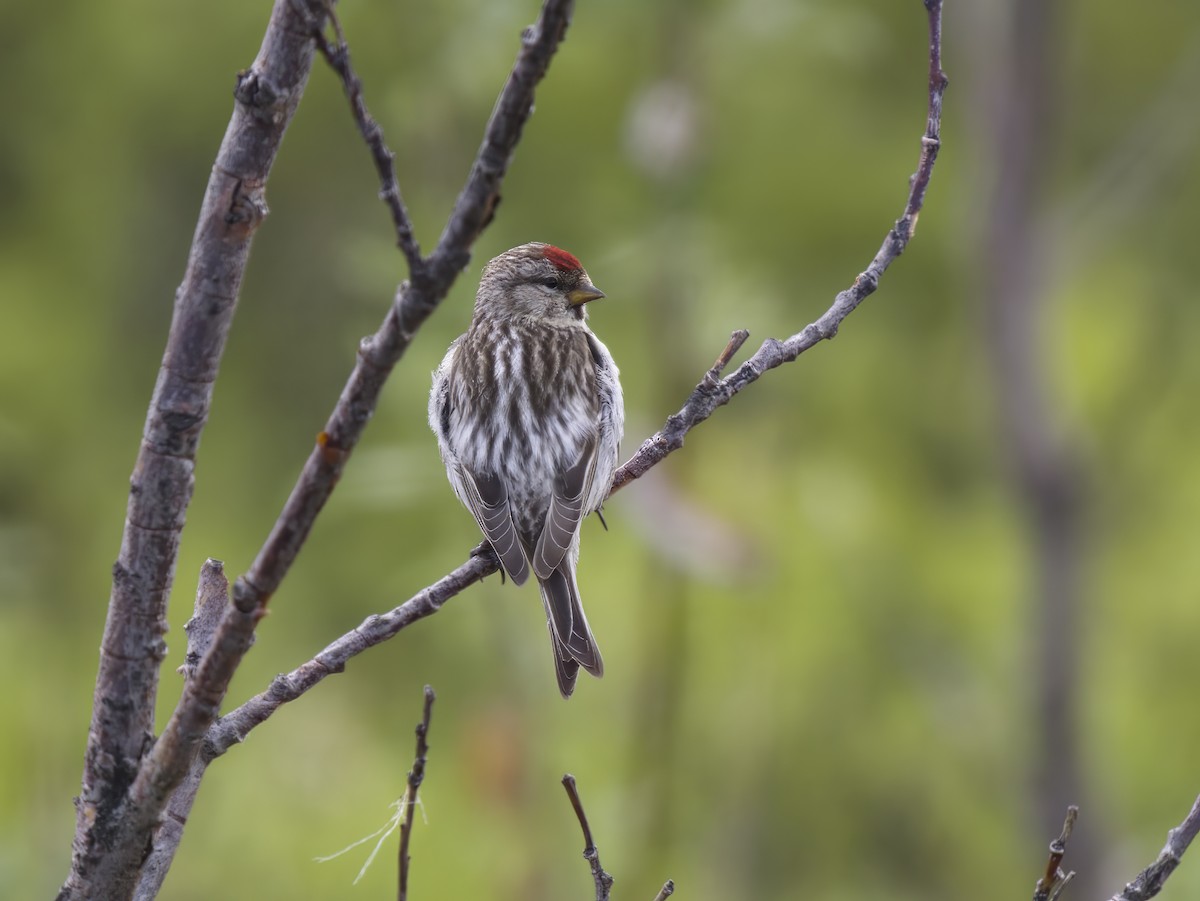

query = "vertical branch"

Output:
[[62, 1, 331, 898], [133, 561, 236, 901], [562, 774, 615, 901], [398, 686, 436, 901], [1033, 806, 1078, 901]]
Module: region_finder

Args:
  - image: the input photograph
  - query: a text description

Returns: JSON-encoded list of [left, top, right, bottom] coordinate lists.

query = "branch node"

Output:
[[233, 68, 283, 116], [704, 329, 750, 387]]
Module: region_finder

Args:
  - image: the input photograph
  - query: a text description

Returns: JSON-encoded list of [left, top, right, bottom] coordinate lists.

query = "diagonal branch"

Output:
[[132, 548, 496, 899], [310, 8, 422, 270], [63, 1, 333, 898], [1109, 795, 1200, 901]]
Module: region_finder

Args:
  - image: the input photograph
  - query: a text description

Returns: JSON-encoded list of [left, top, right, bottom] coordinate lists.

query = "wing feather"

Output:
[[459, 466, 530, 585], [532, 434, 596, 580]]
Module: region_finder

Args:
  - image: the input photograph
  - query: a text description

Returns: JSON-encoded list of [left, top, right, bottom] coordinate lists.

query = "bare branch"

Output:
[[1109, 795, 1200, 901], [213, 546, 493, 758], [562, 774, 615, 901], [133, 561, 233, 901], [62, 1, 332, 897], [1033, 806, 1078, 901], [133, 758, 205, 901], [309, 7, 422, 270], [92, 562, 261, 897], [178, 559, 235, 680], [133, 547, 495, 896], [560, 775, 673, 899], [610, 0, 947, 493], [398, 686, 436, 901]]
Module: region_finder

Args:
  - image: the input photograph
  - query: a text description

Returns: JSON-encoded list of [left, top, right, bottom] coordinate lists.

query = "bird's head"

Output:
[[475, 242, 605, 324]]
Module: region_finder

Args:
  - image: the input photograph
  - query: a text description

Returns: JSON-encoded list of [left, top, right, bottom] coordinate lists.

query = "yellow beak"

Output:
[[567, 280, 606, 306]]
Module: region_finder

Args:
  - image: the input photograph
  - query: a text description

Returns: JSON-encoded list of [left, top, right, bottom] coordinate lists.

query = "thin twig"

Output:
[[1034, 806, 1078, 901], [310, 7, 422, 270], [609, 0, 947, 493], [562, 774, 614, 901], [1109, 795, 1200, 901], [652, 880, 676, 900], [130, 546, 496, 897], [211, 546, 493, 759], [398, 686, 435, 901]]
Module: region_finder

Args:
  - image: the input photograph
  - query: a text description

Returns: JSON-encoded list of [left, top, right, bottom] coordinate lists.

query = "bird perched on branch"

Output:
[[429, 243, 624, 697]]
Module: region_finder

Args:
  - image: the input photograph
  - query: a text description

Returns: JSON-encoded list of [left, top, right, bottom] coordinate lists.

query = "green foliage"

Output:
[[3, 1, 1200, 898]]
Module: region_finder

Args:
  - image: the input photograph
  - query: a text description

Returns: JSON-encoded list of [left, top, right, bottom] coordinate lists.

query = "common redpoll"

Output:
[[429, 243, 624, 697]]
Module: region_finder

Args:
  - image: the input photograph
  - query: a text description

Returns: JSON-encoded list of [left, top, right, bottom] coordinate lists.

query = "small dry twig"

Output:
[[398, 686, 436, 901], [561, 775, 673, 900], [1034, 806, 1078, 901], [310, 6, 422, 269], [562, 774, 615, 901]]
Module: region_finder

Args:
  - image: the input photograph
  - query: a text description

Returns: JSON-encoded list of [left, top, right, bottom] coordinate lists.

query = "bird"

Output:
[[428, 242, 624, 697]]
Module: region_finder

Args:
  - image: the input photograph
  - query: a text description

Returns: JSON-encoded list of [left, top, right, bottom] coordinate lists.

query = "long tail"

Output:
[[537, 562, 604, 698]]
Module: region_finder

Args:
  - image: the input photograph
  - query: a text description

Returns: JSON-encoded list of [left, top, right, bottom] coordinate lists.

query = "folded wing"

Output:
[[532, 434, 596, 580], [458, 464, 530, 586]]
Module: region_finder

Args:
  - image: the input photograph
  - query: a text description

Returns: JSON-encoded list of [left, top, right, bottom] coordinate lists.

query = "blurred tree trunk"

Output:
[[973, 0, 1105, 895]]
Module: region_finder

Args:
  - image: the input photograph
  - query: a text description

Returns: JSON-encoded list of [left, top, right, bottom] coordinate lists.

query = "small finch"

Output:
[[429, 243, 624, 697]]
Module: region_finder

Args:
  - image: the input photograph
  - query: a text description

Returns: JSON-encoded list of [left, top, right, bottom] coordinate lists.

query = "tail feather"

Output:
[[550, 641, 580, 699], [538, 563, 603, 698]]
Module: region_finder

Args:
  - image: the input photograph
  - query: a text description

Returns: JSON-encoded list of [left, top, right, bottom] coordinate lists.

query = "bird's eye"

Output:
[[541, 276, 560, 290]]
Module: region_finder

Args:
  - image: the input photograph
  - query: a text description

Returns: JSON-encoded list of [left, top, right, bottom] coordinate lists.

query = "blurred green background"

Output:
[[4, 0, 1200, 898]]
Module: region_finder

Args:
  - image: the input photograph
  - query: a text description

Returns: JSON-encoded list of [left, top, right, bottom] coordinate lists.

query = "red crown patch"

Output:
[[543, 245, 583, 272]]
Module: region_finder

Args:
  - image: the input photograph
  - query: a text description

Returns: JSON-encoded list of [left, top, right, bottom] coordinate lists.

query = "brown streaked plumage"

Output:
[[429, 243, 624, 697]]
